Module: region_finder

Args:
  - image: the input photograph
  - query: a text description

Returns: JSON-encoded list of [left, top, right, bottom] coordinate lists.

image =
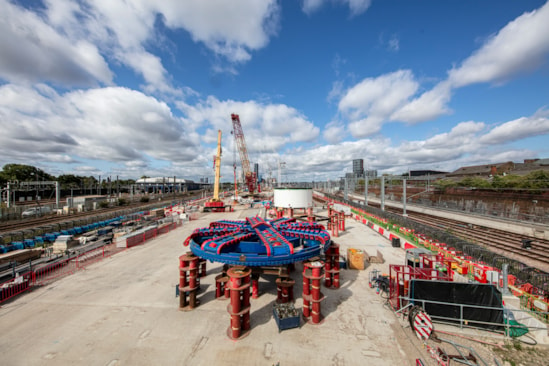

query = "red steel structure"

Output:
[[226, 266, 252, 339], [231, 114, 257, 194], [178, 252, 200, 310], [324, 243, 341, 288], [303, 260, 325, 324]]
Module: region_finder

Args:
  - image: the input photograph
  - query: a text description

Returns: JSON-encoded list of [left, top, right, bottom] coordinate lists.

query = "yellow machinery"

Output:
[[204, 130, 226, 212]]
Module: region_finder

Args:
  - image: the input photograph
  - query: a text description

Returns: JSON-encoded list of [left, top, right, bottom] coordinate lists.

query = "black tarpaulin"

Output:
[[409, 280, 504, 330]]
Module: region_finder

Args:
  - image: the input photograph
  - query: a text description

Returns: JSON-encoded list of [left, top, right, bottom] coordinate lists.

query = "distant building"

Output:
[[407, 170, 448, 177], [365, 169, 378, 178], [352, 159, 364, 177], [135, 177, 201, 192], [67, 195, 108, 211], [447, 159, 549, 178], [447, 162, 515, 178], [510, 158, 549, 176]]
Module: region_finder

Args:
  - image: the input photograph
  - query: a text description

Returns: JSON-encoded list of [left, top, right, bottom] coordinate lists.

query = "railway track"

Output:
[[0, 192, 203, 236], [366, 201, 549, 273], [1, 208, 126, 234]]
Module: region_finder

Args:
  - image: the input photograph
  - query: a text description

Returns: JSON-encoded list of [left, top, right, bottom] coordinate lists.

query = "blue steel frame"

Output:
[[185, 216, 332, 266]]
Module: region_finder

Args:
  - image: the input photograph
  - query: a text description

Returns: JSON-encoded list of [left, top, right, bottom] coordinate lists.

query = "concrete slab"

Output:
[[0, 207, 423, 365]]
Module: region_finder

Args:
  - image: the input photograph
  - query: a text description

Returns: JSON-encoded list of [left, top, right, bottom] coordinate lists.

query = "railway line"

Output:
[[364, 199, 549, 273], [0, 237, 111, 282], [1, 207, 128, 234], [0, 191, 203, 237]]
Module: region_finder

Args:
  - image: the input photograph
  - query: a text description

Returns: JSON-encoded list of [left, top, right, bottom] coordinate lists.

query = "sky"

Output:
[[1, 0, 549, 183]]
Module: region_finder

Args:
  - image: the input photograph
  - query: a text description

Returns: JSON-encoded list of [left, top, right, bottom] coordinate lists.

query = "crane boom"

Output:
[[231, 113, 256, 193]]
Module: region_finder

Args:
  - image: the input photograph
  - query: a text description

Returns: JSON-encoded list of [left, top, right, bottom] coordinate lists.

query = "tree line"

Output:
[[0, 164, 136, 189], [434, 170, 549, 190]]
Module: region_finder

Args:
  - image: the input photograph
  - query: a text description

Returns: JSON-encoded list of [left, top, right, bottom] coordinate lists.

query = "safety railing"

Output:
[[1, 218, 182, 305], [73, 247, 105, 269], [0, 271, 33, 303], [33, 259, 76, 286], [397, 296, 548, 343]]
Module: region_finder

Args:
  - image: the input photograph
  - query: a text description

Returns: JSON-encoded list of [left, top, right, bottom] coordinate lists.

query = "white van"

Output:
[[22, 206, 52, 218]]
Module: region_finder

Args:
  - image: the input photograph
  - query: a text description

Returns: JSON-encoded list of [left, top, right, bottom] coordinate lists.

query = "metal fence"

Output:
[[322, 192, 549, 293], [0, 219, 182, 305]]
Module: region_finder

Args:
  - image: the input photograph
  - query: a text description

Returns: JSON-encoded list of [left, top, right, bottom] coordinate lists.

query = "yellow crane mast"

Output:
[[204, 130, 226, 212]]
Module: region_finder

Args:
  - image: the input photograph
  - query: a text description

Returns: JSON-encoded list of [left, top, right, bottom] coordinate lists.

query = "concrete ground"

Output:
[[0, 205, 424, 366]]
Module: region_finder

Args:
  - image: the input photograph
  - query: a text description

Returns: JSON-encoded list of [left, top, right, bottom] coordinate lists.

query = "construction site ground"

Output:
[[0, 203, 547, 365]]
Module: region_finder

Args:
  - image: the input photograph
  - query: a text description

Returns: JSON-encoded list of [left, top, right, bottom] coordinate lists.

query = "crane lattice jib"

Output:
[[231, 114, 256, 192]]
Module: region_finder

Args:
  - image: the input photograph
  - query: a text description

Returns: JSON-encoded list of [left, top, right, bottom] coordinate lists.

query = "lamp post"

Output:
[[70, 186, 74, 210]]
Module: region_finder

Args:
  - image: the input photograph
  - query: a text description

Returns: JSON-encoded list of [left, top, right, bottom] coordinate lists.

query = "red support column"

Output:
[[241, 273, 251, 332], [276, 277, 295, 304], [178, 252, 200, 311], [302, 266, 311, 318], [339, 211, 345, 231], [251, 274, 260, 299], [226, 266, 252, 340], [224, 280, 231, 299], [332, 215, 339, 237], [324, 253, 332, 287], [333, 245, 341, 288], [215, 273, 229, 299], [199, 258, 207, 277], [303, 260, 325, 324], [325, 243, 341, 289], [215, 274, 224, 298], [307, 207, 314, 222]]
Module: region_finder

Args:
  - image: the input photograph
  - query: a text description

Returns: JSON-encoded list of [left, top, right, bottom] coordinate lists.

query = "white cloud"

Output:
[[0, 0, 280, 91], [158, 1, 280, 63], [334, 1, 549, 131], [479, 110, 549, 145], [390, 82, 453, 123], [387, 34, 400, 52], [1, 82, 545, 181], [286, 112, 546, 179], [338, 70, 419, 137], [303, 0, 372, 16], [331, 54, 347, 77], [347, 0, 373, 16], [348, 116, 384, 137], [323, 121, 346, 144], [448, 1, 549, 87], [177, 96, 320, 154], [302, 0, 324, 14], [327, 80, 345, 102], [0, 84, 200, 168], [424, 121, 485, 149], [119, 50, 169, 92], [0, 0, 113, 86]]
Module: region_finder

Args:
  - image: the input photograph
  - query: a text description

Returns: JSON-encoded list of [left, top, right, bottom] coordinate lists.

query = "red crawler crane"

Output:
[[231, 114, 257, 194]]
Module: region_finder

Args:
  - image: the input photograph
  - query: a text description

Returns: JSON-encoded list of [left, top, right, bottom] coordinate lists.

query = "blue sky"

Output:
[[1, 0, 548, 183]]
